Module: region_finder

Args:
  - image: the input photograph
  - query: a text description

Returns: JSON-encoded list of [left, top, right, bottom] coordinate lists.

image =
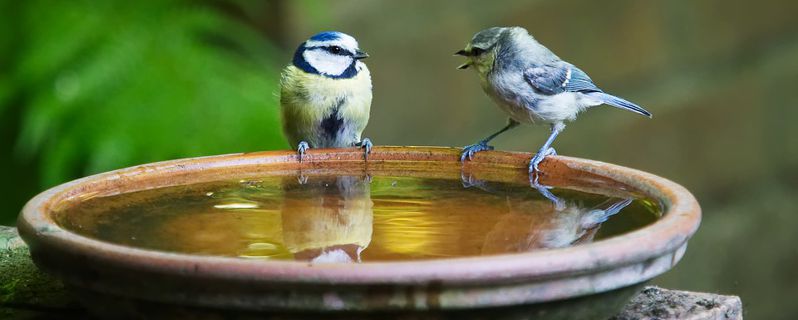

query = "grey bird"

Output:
[[455, 26, 651, 176]]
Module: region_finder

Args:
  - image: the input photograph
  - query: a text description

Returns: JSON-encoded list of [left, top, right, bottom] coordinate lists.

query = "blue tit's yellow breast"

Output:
[[280, 64, 373, 147]]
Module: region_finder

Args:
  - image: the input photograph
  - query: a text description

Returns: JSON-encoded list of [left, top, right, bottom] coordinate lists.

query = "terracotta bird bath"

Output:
[[18, 147, 700, 319]]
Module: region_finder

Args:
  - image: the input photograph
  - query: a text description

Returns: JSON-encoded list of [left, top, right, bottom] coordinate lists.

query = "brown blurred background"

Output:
[[1, 0, 796, 318]]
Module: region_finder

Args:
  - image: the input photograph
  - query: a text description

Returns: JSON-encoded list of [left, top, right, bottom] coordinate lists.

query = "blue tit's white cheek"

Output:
[[303, 50, 353, 76]]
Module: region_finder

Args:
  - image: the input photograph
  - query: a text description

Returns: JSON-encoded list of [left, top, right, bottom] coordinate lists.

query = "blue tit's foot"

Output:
[[528, 147, 557, 174], [356, 138, 373, 160], [460, 141, 494, 162], [296, 141, 310, 163]]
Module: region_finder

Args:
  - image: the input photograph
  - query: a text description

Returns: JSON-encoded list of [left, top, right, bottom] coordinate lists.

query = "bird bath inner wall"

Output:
[[18, 146, 701, 319]]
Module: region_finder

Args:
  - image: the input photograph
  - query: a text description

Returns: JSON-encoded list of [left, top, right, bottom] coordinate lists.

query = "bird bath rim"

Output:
[[18, 146, 701, 310]]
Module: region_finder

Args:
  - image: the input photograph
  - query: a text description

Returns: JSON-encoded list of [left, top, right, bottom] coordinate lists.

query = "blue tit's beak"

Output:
[[354, 50, 369, 60]]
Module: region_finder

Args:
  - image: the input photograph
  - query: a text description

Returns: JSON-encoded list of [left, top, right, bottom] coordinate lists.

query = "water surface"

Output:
[[56, 175, 660, 262]]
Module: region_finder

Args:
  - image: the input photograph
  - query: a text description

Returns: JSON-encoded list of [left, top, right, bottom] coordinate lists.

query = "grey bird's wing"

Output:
[[523, 62, 602, 95], [523, 61, 653, 117]]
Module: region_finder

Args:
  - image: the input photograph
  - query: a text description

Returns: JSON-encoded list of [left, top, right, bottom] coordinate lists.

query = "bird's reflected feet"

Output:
[[296, 141, 310, 163], [460, 170, 488, 190], [460, 141, 494, 162], [459, 168, 504, 193], [297, 173, 309, 185], [529, 147, 557, 176], [356, 138, 373, 160], [530, 176, 565, 210]]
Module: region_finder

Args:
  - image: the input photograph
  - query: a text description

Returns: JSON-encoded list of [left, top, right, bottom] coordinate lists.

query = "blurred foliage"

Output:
[[1, 0, 287, 223]]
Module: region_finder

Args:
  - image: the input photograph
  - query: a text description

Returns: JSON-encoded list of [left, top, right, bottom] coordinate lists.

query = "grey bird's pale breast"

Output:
[[483, 69, 543, 124]]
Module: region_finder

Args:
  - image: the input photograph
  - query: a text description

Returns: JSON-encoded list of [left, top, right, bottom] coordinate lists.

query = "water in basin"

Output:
[[55, 174, 660, 262]]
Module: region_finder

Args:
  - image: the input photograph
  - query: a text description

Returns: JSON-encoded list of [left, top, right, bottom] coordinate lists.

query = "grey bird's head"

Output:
[[455, 26, 535, 75]]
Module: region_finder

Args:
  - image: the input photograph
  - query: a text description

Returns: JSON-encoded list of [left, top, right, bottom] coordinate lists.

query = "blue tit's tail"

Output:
[[585, 92, 652, 118]]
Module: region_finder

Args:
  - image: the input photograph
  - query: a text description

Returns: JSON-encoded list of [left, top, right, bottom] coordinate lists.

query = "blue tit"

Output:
[[455, 27, 651, 175], [280, 31, 373, 161]]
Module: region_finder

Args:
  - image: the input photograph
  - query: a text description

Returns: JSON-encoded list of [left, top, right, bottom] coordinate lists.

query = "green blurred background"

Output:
[[1, 0, 796, 318]]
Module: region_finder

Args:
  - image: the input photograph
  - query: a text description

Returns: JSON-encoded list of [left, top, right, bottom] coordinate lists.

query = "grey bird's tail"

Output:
[[585, 92, 652, 118]]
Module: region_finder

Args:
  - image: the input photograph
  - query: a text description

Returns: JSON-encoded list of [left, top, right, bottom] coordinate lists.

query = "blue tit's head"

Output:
[[292, 31, 369, 79]]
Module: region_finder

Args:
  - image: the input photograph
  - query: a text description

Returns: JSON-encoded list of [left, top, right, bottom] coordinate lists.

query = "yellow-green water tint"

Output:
[[55, 175, 660, 262]]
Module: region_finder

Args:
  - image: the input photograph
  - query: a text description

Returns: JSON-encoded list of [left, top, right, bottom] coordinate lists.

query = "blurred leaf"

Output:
[[9, 0, 287, 187], [295, 0, 332, 30]]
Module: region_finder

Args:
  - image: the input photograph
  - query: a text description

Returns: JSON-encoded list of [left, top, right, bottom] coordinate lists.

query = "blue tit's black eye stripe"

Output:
[[329, 46, 353, 56], [471, 47, 485, 55], [305, 45, 350, 56]]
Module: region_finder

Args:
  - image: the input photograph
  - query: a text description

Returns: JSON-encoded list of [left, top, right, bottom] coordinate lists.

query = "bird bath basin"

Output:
[[18, 147, 700, 319]]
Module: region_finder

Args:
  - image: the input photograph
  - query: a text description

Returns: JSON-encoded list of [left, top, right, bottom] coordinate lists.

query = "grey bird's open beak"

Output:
[[354, 50, 369, 60], [455, 49, 470, 69]]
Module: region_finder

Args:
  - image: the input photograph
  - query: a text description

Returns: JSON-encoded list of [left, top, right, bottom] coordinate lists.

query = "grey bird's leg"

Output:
[[461, 119, 520, 162], [529, 122, 565, 175], [355, 138, 373, 160], [297, 141, 310, 163]]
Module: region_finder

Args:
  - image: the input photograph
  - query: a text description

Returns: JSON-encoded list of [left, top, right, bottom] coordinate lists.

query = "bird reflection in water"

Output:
[[461, 171, 632, 252], [281, 175, 373, 263]]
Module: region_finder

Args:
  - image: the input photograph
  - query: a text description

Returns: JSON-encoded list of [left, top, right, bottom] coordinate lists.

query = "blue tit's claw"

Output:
[[460, 142, 494, 162], [358, 138, 373, 161], [296, 141, 310, 163]]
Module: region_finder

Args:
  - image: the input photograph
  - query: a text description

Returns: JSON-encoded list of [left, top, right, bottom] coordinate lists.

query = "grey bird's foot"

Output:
[[461, 141, 494, 162], [529, 147, 557, 174], [296, 141, 310, 163], [356, 138, 373, 160]]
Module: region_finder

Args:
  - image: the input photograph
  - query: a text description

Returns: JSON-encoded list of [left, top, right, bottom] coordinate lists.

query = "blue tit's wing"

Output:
[[523, 62, 602, 95]]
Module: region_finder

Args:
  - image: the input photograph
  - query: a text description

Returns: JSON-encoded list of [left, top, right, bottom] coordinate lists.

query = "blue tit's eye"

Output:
[[471, 47, 485, 55], [329, 46, 343, 54]]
